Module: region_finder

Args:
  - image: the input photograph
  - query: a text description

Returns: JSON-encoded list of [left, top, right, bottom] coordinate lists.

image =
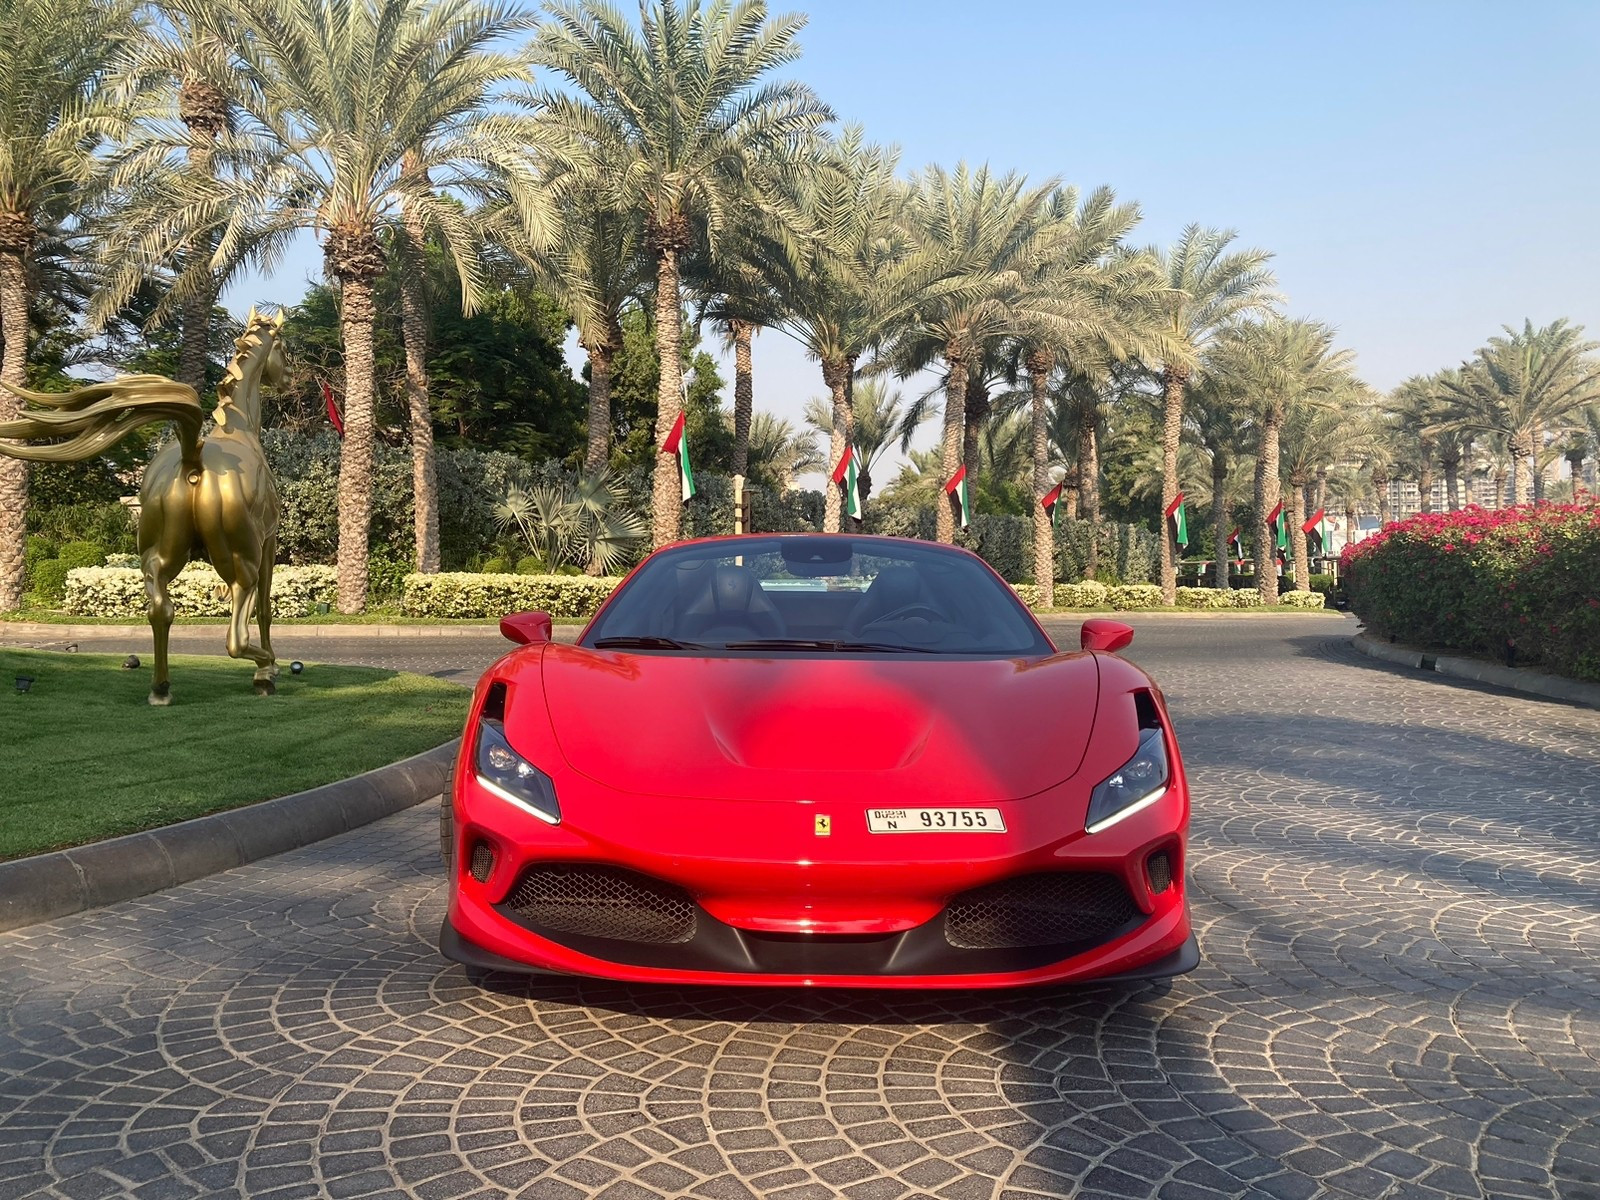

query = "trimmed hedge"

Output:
[[401, 572, 621, 619], [1344, 503, 1600, 680], [63, 565, 337, 617]]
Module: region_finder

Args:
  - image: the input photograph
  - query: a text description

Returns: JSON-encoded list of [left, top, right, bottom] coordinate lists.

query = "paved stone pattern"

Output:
[[3, 614, 1598, 1199]]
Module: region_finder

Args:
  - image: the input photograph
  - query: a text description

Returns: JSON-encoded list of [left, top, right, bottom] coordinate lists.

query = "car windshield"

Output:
[[581, 537, 1054, 657]]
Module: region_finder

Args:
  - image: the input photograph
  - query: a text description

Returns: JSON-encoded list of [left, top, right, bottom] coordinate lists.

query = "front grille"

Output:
[[469, 841, 495, 883], [500, 865, 697, 944], [944, 872, 1141, 950]]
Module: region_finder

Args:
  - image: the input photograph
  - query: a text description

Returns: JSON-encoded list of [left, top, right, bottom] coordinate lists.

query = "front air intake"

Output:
[[944, 872, 1141, 950], [1147, 852, 1172, 894], [469, 841, 495, 883], [500, 865, 697, 944]]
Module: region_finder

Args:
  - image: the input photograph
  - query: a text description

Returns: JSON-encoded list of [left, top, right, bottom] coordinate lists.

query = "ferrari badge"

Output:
[[814, 814, 832, 836]]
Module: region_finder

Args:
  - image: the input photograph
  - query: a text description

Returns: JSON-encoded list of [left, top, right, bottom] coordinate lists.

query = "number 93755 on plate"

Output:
[[867, 807, 1006, 833]]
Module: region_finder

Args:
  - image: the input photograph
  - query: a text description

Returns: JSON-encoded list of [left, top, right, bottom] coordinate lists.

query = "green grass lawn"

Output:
[[0, 649, 470, 861], [0, 607, 590, 625]]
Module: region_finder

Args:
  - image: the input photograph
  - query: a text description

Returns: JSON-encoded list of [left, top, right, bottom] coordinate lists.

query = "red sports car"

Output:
[[440, 534, 1196, 988]]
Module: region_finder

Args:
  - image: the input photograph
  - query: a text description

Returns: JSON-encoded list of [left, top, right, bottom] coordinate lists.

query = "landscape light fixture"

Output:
[[15, 675, 34, 693], [290, 661, 304, 675], [122, 654, 141, 669]]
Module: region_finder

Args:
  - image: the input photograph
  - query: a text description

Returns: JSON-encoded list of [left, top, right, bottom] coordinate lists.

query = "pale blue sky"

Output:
[[225, 0, 1600, 471]]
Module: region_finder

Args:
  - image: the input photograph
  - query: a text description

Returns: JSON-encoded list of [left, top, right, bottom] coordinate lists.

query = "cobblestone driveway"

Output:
[[2, 615, 1598, 1200]]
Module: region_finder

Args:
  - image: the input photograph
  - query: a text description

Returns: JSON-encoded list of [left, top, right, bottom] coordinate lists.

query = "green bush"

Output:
[[1176, 586, 1233, 609], [1056, 580, 1112, 609], [57, 541, 107, 571], [401, 572, 621, 619], [366, 547, 412, 604], [481, 556, 512, 574], [1278, 591, 1327, 609], [1230, 589, 1262, 608], [25, 502, 136, 553], [1108, 583, 1164, 610], [24, 536, 57, 589], [31, 559, 72, 602], [515, 555, 547, 574], [1344, 503, 1600, 680]]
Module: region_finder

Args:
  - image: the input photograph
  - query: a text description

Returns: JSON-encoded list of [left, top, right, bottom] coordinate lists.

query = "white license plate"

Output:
[[867, 807, 1006, 833]]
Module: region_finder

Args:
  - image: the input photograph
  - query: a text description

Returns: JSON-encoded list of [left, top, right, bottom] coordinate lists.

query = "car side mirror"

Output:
[[500, 610, 554, 645], [1081, 618, 1134, 654]]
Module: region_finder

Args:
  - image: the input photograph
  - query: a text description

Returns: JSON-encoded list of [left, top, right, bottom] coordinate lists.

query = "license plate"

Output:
[[867, 807, 1006, 833]]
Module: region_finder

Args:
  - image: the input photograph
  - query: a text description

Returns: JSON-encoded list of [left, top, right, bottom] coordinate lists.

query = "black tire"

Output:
[[439, 766, 455, 869]]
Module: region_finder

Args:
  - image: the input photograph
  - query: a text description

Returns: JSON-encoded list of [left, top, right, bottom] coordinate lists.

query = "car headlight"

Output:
[[1085, 726, 1169, 833], [475, 717, 561, 825]]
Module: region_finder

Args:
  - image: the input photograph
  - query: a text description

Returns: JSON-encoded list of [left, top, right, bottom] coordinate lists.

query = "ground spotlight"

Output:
[[15, 675, 34, 693], [122, 654, 141, 669], [290, 661, 304, 675]]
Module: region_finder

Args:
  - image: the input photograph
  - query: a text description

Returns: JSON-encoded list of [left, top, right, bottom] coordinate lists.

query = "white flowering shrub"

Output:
[[1278, 590, 1327, 609], [1054, 580, 1112, 609], [103, 553, 140, 569], [63, 565, 337, 617], [1010, 583, 1043, 609], [1230, 589, 1263, 608], [1108, 584, 1164, 610], [1175, 586, 1234, 609], [402, 572, 621, 619]]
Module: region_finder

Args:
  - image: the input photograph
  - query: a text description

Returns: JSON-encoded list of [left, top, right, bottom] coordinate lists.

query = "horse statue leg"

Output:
[[216, 552, 279, 695], [256, 534, 278, 681], [138, 473, 193, 706]]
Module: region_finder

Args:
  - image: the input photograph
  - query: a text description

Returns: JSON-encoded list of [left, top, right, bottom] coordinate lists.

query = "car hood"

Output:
[[532, 643, 1102, 802]]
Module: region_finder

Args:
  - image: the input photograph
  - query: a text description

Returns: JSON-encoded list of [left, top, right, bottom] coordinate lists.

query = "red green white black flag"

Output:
[[1165, 492, 1189, 549], [1228, 526, 1243, 566], [1268, 500, 1288, 558], [662, 411, 695, 502], [831, 445, 862, 521], [945, 465, 971, 529], [1302, 508, 1328, 553], [1041, 482, 1063, 528]]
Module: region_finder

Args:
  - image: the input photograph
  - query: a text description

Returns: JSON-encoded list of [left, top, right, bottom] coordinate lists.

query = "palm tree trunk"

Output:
[[1027, 349, 1054, 605], [1063, 467, 1080, 521], [1315, 467, 1328, 519], [1344, 503, 1357, 552], [1417, 439, 1435, 515], [1255, 413, 1282, 604], [0, 242, 29, 612], [1373, 470, 1392, 525], [822, 357, 850, 533], [650, 232, 687, 547], [963, 371, 987, 486], [1509, 433, 1532, 505], [1211, 456, 1229, 590], [1442, 458, 1460, 511], [1080, 412, 1100, 579], [399, 199, 439, 574], [176, 98, 221, 395], [730, 319, 753, 478], [1158, 365, 1186, 605], [583, 339, 615, 473], [335, 273, 377, 612], [936, 346, 968, 544], [1289, 477, 1310, 592]]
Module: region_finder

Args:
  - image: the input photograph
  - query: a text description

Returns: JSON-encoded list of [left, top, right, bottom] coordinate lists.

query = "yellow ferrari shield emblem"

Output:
[[814, 814, 832, 836]]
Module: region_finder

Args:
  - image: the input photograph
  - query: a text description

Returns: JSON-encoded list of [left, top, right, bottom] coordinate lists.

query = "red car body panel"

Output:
[[442, 535, 1195, 988]]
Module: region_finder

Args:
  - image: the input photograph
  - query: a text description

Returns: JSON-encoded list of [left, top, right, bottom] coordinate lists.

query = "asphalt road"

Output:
[[2, 613, 1598, 1200]]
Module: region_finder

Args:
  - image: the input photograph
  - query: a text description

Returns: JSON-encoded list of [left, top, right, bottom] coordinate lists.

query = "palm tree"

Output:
[[733, 129, 922, 532], [801, 377, 930, 507], [745, 410, 822, 491], [1206, 317, 1357, 603], [886, 164, 1065, 543], [174, 0, 544, 611], [1324, 463, 1374, 549], [1437, 319, 1600, 505], [0, 0, 141, 612], [1146, 226, 1277, 603], [533, 0, 830, 547], [1386, 374, 1447, 515], [1185, 372, 1252, 588], [1279, 391, 1375, 590]]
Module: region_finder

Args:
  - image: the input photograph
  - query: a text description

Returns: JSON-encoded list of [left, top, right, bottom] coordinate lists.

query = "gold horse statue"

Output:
[[0, 311, 288, 704]]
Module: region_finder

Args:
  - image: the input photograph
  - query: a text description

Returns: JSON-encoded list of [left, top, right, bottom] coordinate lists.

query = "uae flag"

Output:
[[1041, 482, 1064, 527], [1268, 500, 1288, 559], [1228, 526, 1243, 567], [1165, 492, 1189, 550], [662, 410, 695, 502], [1302, 508, 1328, 554], [831, 446, 863, 521], [945, 465, 971, 529], [319, 379, 344, 437]]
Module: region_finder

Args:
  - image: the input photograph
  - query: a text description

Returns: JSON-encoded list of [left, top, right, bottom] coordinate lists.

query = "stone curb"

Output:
[[0, 741, 456, 934], [1351, 631, 1600, 711]]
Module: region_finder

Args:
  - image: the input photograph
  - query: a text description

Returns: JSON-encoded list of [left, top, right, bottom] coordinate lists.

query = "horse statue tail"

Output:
[[0, 376, 205, 472]]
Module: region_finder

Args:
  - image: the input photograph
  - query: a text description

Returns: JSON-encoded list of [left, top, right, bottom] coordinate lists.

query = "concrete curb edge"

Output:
[[1351, 631, 1600, 712], [0, 741, 456, 934]]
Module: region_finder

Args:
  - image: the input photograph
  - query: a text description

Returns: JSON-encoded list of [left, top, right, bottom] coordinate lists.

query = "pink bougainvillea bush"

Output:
[[1343, 501, 1600, 681]]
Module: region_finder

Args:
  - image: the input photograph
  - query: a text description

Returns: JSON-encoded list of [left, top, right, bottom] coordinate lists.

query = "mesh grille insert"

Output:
[[469, 841, 495, 883], [1147, 852, 1172, 894], [501, 865, 697, 944], [944, 872, 1140, 950]]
